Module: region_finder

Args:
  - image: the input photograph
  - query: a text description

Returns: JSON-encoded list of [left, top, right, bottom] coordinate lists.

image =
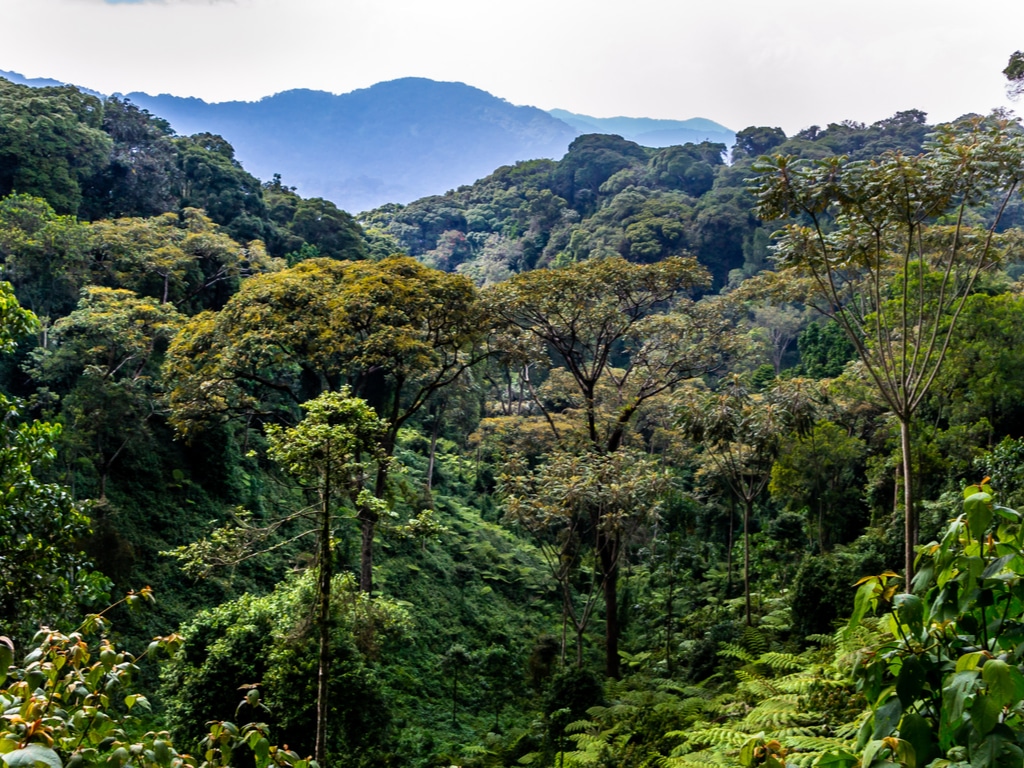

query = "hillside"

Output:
[[5, 67, 1024, 768], [123, 79, 579, 212]]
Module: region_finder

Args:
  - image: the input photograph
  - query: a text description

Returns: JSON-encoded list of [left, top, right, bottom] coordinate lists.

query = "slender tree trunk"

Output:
[[315, 475, 332, 764], [665, 537, 675, 676], [601, 533, 620, 679], [426, 409, 441, 494], [358, 442, 394, 593], [359, 514, 375, 593], [560, 603, 568, 667], [900, 419, 915, 589], [743, 499, 752, 626], [726, 499, 735, 596]]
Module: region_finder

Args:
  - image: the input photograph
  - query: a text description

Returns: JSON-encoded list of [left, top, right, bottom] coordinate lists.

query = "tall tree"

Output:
[[677, 376, 816, 624], [0, 282, 106, 640], [265, 392, 387, 764], [752, 115, 1024, 585], [169, 390, 387, 764], [30, 287, 184, 499], [488, 255, 732, 677], [0, 79, 111, 215], [165, 256, 486, 591]]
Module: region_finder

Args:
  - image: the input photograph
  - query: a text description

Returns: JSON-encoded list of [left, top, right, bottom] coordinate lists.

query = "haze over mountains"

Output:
[[0, 69, 734, 212]]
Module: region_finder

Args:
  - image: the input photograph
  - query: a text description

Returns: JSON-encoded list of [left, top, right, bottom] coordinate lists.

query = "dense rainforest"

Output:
[[5, 68, 1024, 768]]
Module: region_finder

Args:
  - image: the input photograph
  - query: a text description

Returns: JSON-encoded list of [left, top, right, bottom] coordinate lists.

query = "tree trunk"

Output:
[[665, 538, 675, 676], [601, 534, 620, 679], [743, 499, 752, 626], [426, 404, 443, 495], [900, 419, 915, 589], [726, 499, 735, 596], [315, 483, 332, 764], [358, 513, 375, 593]]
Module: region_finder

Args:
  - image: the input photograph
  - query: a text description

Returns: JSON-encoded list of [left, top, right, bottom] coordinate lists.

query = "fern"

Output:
[[717, 642, 755, 663]]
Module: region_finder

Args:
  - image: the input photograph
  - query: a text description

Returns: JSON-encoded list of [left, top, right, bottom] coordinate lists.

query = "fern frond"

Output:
[[742, 625, 769, 655], [758, 651, 807, 673], [718, 642, 755, 663], [684, 727, 751, 748], [565, 719, 597, 734]]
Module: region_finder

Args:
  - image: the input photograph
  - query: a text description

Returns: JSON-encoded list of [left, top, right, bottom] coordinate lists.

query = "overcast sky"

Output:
[[2, 0, 1022, 134]]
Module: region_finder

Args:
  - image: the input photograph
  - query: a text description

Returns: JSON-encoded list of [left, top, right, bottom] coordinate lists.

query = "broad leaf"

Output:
[[873, 696, 903, 739], [982, 658, 1024, 708], [897, 656, 926, 706], [966, 492, 994, 539], [2, 745, 62, 768]]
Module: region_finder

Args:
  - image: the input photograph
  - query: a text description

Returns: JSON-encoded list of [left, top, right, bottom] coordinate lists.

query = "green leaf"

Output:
[[966, 492, 994, 539], [814, 749, 860, 768], [0, 637, 12, 687], [982, 658, 1024, 707], [873, 695, 903, 739], [861, 739, 885, 768], [956, 652, 985, 672], [981, 554, 1016, 579], [941, 670, 979, 749], [899, 712, 934, 768], [895, 594, 924, 636], [893, 739, 917, 768], [897, 656, 926, 706], [971, 692, 1002, 736], [253, 737, 270, 767], [971, 733, 1006, 768], [2, 745, 63, 768], [847, 580, 877, 634]]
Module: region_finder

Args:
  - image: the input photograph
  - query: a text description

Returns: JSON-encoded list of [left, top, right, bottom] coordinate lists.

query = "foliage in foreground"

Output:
[[0, 590, 319, 768]]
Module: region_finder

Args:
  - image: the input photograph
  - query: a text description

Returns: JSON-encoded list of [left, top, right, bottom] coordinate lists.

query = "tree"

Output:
[[165, 256, 486, 592], [0, 282, 107, 640], [0, 194, 91, 322], [171, 391, 387, 764], [78, 96, 181, 221], [488, 256, 732, 676], [842, 483, 1024, 768], [0, 591, 320, 768], [265, 392, 387, 763], [0, 79, 111, 215], [731, 126, 787, 161], [1005, 50, 1024, 99], [750, 304, 804, 374], [87, 208, 283, 311], [677, 376, 816, 625], [501, 448, 669, 668], [30, 287, 184, 500], [769, 420, 866, 551], [752, 115, 1024, 585]]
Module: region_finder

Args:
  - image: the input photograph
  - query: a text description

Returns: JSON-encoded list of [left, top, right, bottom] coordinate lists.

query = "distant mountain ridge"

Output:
[[122, 79, 579, 212], [547, 109, 735, 148], [0, 69, 735, 212], [0, 69, 104, 98]]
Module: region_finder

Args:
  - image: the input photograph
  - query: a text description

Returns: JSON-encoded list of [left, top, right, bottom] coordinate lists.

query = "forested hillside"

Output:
[[4, 68, 1024, 768]]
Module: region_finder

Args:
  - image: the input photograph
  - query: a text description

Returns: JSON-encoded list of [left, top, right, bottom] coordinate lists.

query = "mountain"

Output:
[[122, 79, 579, 212], [2, 68, 736, 213], [547, 108, 735, 148], [0, 69, 104, 98]]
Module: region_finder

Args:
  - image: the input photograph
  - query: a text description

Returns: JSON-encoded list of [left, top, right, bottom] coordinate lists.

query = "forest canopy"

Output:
[[4, 70, 1024, 768]]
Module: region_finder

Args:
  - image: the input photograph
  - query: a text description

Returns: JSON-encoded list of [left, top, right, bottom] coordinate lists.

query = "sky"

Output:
[[2, 0, 1022, 134]]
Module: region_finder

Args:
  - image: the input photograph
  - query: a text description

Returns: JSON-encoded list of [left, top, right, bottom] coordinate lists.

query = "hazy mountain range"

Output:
[[0, 69, 734, 212]]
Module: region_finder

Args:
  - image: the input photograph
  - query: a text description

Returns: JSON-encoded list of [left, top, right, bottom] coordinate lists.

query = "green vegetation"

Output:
[[6, 71, 1024, 768]]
